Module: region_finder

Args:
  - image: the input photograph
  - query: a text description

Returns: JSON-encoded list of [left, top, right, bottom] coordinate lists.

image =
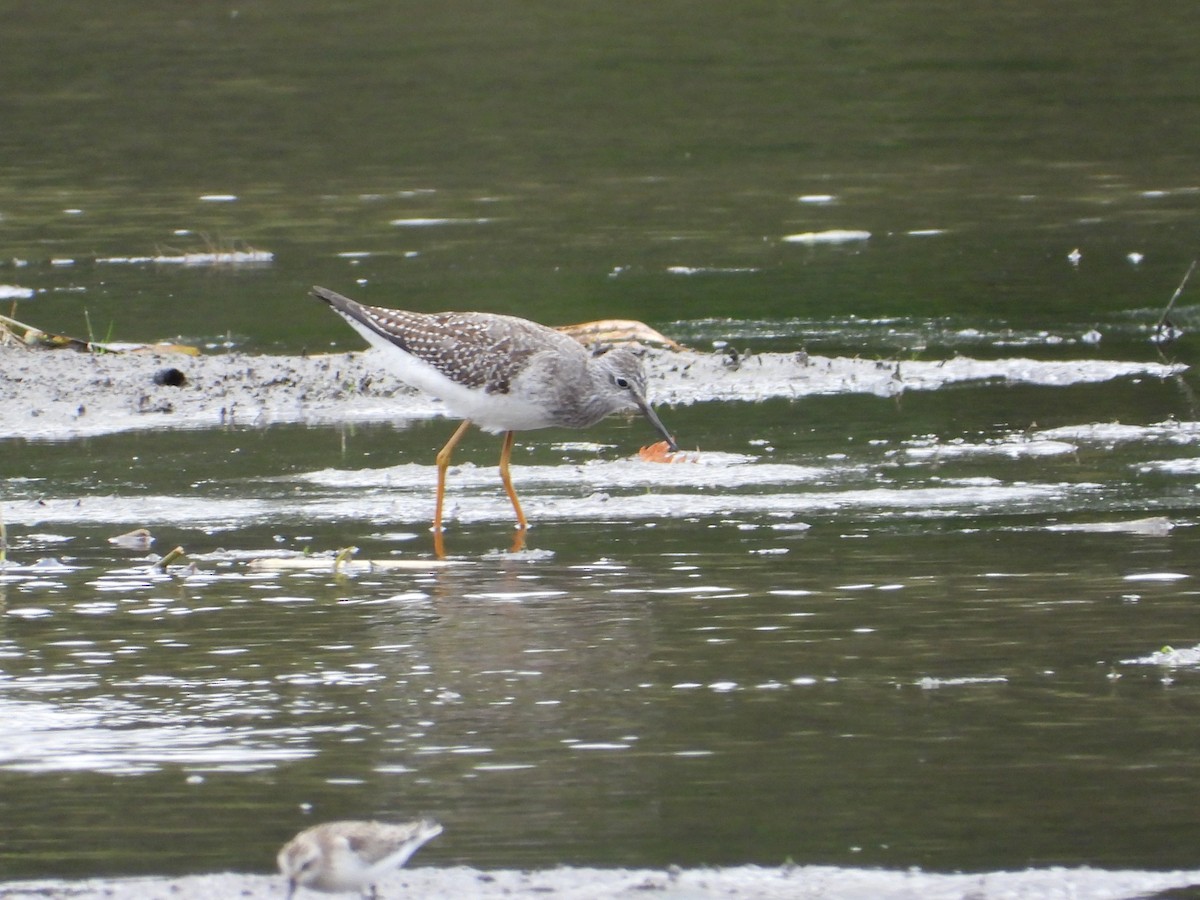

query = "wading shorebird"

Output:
[[313, 286, 676, 553], [278, 819, 443, 899]]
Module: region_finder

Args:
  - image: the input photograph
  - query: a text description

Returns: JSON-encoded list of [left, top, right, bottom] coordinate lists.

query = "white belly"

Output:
[[361, 345, 559, 432]]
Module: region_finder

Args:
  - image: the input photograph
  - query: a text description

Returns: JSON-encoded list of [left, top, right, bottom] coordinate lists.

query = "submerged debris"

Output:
[[1122, 644, 1200, 668], [96, 250, 273, 266], [1044, 517, 1173, 536], [153, 546, 187, 571], [246, 556, 452, 573], [108, 528, 155, 551], [638, 440, 699, 464]]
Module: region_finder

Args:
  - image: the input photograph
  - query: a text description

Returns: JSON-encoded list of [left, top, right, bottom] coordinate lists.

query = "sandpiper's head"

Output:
[[278, 832, 320, 899], [593, 346, 677, 450]]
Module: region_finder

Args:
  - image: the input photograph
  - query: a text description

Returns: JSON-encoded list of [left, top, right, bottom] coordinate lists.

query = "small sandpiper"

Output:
[[278, 818, 443, 899], [314, 286, 676, 551]]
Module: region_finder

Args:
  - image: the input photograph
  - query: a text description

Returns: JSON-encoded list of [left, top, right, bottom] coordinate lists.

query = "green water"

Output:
[[4, 0, 1200, 885]]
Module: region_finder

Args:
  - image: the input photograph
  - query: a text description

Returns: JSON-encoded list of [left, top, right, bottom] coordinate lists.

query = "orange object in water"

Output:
[[639, 440, 696, 463]]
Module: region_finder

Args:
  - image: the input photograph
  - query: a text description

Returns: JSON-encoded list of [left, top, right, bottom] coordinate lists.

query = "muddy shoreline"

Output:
[[3, 864, 1200, 900], [0, 343, 1185, 442]]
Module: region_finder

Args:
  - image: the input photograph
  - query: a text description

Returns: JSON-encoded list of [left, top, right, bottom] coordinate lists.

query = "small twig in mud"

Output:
[[154, 546, 187, 570], [0, 310, 100, 351], [1152, 259, 1196, 345], [1, 310, 194, 355]]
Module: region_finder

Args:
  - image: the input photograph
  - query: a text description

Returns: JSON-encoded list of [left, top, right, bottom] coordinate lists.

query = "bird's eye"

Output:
[[614, 376, 630, 389]]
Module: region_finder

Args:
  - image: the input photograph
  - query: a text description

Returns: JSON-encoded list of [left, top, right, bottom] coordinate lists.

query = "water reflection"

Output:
[[2, 494, 1200, 875], [0, 696, 310, 775]]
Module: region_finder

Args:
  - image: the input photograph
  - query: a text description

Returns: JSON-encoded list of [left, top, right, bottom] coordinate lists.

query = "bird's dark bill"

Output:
[[638, 400, 677, 451]]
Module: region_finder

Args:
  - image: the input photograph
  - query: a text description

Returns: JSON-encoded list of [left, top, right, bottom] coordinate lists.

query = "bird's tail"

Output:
[[311, 285, 360, 316]]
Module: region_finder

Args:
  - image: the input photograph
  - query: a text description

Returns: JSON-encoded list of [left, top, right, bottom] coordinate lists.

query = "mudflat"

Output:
[[0, 343, 1182, 441]]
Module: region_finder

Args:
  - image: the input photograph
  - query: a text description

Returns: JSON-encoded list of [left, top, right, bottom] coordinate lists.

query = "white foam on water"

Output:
[[782, 229, 871, 243]]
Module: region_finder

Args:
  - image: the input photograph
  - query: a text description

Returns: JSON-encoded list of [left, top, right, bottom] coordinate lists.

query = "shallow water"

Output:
[[4, 0, 1200, 890], [5, 381, 1200, 881]]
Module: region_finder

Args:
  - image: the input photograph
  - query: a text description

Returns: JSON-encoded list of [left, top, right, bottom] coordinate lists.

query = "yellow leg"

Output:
[[509, 528, 527, 554], [498, 430, 528, 532], [434, 420, 473, 534]]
